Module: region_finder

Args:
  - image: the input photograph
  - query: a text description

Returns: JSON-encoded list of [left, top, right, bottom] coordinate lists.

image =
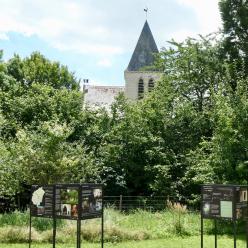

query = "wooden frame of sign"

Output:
[[201, 184, 248, 248], [29, 183, 104, 248]]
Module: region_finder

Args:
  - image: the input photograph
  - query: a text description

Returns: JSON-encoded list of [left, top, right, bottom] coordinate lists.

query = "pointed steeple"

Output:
[[127, 21, 159, 71]]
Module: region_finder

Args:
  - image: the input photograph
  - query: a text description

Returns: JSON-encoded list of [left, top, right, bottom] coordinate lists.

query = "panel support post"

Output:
[[200, 185, 203, 248], [233, 185, 237, 248], [247, 213, 248, 248], [201, 215, 203, 248], [77, 185, 82, 248], [214, 219, 217, 248], [233, 220, 237, 248], [246, 184, 248, 248], [29, 203, 32, 248], [52, 185, 56, 248], [101, 188, 104, 248]]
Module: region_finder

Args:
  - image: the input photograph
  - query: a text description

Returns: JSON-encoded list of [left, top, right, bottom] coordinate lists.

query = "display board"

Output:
[[81, 185, 103, 219], [30, 184, 103, 220], [55, 185, 79, 220], [201, 184, 248, 248], [236, 186, 248, 220], [201, 184, 247, 220], [29, 183, 104, 248]]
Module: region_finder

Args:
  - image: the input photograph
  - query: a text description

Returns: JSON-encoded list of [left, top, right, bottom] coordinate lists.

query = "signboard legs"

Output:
[[247, 216, 248, 248], [233, 221, 237, 248], [101, 194, 104, 248], [77, 186, 82, 248], [53, 186, 56, 248], [201, 215, 203, 248], [214, 219, 217, 248], [29, 206, 32, 248]]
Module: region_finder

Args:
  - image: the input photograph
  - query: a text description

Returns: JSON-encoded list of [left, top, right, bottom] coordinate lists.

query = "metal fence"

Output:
[[104, 195, 169, 211], [0, 195, 193, 213]]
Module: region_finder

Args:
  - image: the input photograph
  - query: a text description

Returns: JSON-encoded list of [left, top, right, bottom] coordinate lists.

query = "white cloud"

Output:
[[0, 0, 123, 56], [176, 0, 222, 35], [97, 58, 113, 67], [0, 0, 222, 57], [0, 33, 9, 40]]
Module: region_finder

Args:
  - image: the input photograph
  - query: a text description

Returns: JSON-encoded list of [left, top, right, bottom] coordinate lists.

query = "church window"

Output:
[[148, 79, 154, 92], [138, 79, 144, 99]]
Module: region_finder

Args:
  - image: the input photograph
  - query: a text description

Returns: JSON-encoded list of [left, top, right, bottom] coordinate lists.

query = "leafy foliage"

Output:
[[0, 2, 248, 203]]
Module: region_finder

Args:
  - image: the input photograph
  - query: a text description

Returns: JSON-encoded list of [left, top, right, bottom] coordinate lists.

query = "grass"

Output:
[[0, 236, 247, 248], [0, 208, 246, 244]]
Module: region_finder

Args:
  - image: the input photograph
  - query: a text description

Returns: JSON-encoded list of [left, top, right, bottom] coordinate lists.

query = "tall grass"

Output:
[[0, 211, 64, 231], [0, 208, 246, 243]]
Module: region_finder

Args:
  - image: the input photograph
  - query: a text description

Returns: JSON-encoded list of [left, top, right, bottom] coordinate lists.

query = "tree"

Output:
[[6, 52, 80, 90], [219, 0, 248, 89], [0, 52, 89, 197], [12, 121, 99, 186], [155, 35, 226, 111]]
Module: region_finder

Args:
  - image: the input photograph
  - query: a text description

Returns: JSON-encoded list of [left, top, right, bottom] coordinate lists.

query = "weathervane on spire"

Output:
[[144, 7, 148, 20]]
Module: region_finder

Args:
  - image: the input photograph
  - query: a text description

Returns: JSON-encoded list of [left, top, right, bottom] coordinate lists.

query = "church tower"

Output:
[[125, 21, 162, 100]]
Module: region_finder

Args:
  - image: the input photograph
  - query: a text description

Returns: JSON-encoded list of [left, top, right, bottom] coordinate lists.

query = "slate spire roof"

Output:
[[127, 21, 159, 71]]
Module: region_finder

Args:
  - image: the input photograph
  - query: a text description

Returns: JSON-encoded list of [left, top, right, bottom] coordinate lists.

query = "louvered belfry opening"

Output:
[[148, 79, 154, 92], [138, 79, 144, 99]]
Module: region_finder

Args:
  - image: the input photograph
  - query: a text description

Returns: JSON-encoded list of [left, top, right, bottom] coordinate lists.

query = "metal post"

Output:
[[214, 219, 217, 248], [247, 213, 248, 248], [246, 185, 248, 248], [29, 205, 32, 248], [200, 186, 203, 248], [233, 220, 237, 248], [52, 186, 56, 248], [233, 186, 237, 248], [77, 186, 82, 248], [101, 188, 104, 248]]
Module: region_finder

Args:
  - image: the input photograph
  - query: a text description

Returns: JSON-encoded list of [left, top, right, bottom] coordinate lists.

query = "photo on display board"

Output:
[[32, 187, 45, 216], [93, 188, 102, 198], [95, 199, 102, 211], [82, 197, 90, 213], [61, 204, 71, 216], [60, 189, 78, 217], [220, 201, 232, 218], [240, 189, 247, 202], [203, 203, 210, 215], [71, 204, 78, 217]]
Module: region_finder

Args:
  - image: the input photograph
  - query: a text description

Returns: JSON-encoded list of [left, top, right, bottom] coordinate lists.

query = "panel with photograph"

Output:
[[31, 186, 53, 217], [55, 187, 79, 219], [236, 186, 248, 219], [81, 185, 102, 220], [202, 185, 235, 220]]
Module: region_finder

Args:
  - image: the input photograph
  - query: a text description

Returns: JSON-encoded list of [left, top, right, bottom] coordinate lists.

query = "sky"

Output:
[[0, 0, 222, 86]]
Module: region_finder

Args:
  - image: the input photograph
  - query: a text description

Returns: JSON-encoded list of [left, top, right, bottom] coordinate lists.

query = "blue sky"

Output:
[[0, 0, 221, 86]]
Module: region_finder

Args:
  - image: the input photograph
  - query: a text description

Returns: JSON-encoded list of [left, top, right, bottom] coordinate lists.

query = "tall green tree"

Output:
[[219, 0, 248, 89], [6, 52, 80, 90]]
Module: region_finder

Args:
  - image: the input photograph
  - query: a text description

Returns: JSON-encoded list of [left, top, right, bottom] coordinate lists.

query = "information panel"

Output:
[[29, 183, 104, 248], [81, 185, 102, 220], [31, 185, 54, 218], [55, 185, 79, 219], [201, 184, 247, 220], [236, 186, 248, 220], [30, 183, 103, 221]]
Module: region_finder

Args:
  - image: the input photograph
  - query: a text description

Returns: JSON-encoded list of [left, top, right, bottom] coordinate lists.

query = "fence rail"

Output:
[[0, 195, 194, 213], [104, 195, 170, 211]]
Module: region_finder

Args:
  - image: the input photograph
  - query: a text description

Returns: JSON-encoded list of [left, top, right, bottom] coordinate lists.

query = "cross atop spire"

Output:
[[144, 7, 148, 19]]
